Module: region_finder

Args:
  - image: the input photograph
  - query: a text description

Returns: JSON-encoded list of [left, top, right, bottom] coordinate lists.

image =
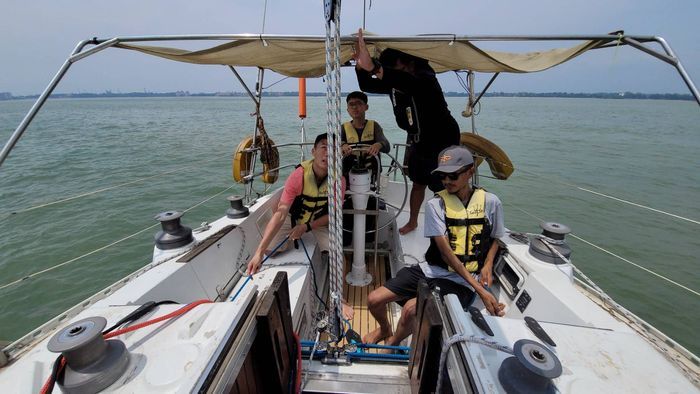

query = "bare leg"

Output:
[[399, 183, 426, 235], [363, 286, 401, 344], [385, 298, 417, 346]]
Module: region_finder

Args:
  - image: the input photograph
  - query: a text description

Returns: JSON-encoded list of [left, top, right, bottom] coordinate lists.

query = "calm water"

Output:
[[1, 96, 698, 354]]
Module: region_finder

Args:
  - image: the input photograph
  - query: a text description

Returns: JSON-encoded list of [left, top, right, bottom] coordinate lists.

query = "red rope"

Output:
[[39, 357, 65, 394], [40, 299, 212, 393], [294, 332, 302, 394], [104, 299, 212, 339]]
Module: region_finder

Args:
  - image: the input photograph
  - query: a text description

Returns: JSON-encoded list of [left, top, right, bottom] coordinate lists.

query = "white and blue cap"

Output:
[[431, 145, 474, 174]]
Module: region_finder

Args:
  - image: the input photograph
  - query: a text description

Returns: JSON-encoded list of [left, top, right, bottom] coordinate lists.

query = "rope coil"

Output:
[[255, 117, 279, 180]]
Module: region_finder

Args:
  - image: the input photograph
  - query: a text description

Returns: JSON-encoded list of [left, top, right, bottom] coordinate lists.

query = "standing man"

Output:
[[353, 29, 460, 235], [363, 145, 505, 345]]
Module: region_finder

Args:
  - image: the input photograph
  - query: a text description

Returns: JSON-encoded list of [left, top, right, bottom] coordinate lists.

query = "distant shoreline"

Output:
[[0, 91, 693, 101]]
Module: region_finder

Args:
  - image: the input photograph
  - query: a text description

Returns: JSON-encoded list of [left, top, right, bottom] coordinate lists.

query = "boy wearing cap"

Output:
[[364, 145, 505, 345]]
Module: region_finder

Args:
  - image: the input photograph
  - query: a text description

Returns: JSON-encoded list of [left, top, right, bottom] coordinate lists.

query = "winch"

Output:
[[47, 316, 129, 393], [498, 339, 562, 393]]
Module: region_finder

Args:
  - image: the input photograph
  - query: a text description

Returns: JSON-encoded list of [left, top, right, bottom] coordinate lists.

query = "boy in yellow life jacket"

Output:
[[340, 91, 390, 178], [245, 133, 353, 319], [363, 145, 505, 345]]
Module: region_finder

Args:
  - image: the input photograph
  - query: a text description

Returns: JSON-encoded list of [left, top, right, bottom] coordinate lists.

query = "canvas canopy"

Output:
[[115, 35, 614, 77]]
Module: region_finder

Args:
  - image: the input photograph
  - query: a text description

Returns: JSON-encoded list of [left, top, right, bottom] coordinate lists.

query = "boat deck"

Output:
[[343, 254, 395, 342]]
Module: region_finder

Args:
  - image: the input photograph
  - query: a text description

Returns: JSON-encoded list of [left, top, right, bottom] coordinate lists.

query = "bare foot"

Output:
[[378, 336, 400, 353], [363, 327, 392, 344], [378, 347, 396, 354], [399, 222, 417, 235], [342, 301, 354, 321]]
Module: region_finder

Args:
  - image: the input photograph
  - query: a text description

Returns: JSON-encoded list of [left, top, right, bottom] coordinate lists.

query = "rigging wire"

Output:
[[506, 201, 700, 298], [1, 151, 233, 221], [514, 167, 699, 226], [263, 76, 291, 90], [261, 0, 268, 34], [463, 150, 696, 226], [0, 184, 236, 292], [454, 71, 470, 92]]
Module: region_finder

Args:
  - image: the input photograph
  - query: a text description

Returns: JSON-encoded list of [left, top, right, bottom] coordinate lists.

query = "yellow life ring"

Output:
[[460, 132, 514, 180], [232, 136, 279, 184]]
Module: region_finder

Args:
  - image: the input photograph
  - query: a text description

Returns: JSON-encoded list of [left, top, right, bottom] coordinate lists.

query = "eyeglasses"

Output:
[[436, 169, 468, 181]]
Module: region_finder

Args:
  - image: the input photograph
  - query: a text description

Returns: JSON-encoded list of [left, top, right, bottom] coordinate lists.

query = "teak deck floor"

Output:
[[342, 253, 395, 342]]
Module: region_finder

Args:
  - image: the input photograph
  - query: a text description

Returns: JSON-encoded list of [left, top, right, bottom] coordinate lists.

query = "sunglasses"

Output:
[[436, 168, 468, 181]]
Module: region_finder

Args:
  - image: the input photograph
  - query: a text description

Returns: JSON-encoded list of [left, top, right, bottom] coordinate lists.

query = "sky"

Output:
[[1, 0, 698, 96]]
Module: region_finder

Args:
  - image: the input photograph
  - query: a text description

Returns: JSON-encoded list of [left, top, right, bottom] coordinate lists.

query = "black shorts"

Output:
[[384, 265, 475, 308], [406, 145, 445, 192]]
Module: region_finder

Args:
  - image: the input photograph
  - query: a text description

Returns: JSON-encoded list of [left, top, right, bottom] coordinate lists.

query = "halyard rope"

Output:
[[332, 0, 344, 308], [0, 184, 236, 291], [324, 0, 344, 338]]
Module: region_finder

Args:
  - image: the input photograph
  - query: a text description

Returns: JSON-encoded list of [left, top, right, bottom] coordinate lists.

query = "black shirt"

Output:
[[356, 67, 460, 156]]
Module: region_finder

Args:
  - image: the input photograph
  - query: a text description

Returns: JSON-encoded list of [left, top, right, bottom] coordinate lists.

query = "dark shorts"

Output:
[[406, 145, 445, 192], [384, 265, 475, 308]]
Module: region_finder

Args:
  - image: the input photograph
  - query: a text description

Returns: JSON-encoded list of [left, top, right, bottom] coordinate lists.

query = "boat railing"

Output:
[[239, 141, 312, 185], [390, 143, 409, 181]]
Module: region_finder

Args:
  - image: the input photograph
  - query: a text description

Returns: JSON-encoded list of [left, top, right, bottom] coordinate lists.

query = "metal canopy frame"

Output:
[[1, 33, 698, 169]]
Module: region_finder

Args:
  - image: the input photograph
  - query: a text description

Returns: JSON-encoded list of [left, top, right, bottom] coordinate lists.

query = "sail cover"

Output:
[[115, 35, 614, 77]]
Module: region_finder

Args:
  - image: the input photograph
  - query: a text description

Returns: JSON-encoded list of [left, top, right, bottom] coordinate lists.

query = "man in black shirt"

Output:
[[354, 29, 460, 235]]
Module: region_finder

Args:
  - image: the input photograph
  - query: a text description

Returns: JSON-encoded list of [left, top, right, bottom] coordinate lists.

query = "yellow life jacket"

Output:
[[425, 188, 492, 273], [343, 120, 375, 144], [289, 159, 328, 226]]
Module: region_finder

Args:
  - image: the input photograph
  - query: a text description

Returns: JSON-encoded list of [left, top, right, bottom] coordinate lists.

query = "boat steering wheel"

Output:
[[343, 144, 409, 234]]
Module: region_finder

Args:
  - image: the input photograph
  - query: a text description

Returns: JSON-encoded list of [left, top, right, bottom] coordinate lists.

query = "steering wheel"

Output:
[[342, 144, 408, 234]]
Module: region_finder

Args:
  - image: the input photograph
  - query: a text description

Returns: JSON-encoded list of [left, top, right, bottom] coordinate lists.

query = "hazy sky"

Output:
[[1, 0, 698, 95]]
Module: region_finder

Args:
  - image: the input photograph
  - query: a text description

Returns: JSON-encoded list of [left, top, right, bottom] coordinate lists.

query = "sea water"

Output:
[[0, 96, 698, 354]]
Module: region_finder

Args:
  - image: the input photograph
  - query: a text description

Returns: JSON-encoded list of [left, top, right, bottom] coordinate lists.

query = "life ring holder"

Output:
[[232, 118, 280, 184], [232, 136, 280, 184], [459, 132, 514, 180], [343, 144, 408, 235]]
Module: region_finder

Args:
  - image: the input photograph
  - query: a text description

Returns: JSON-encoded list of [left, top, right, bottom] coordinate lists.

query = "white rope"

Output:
[[436, 334, 513, 393], [516, 167, 699, 226], [0, 184, 236, 292], [507, 202, 700, 298], [332, 1, 344, 300], [1, 151, 232, 220], [323, 0, 344, 337]]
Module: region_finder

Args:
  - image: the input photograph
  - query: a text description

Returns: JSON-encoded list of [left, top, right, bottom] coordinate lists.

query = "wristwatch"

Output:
[[370, 58, 382, 75]]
